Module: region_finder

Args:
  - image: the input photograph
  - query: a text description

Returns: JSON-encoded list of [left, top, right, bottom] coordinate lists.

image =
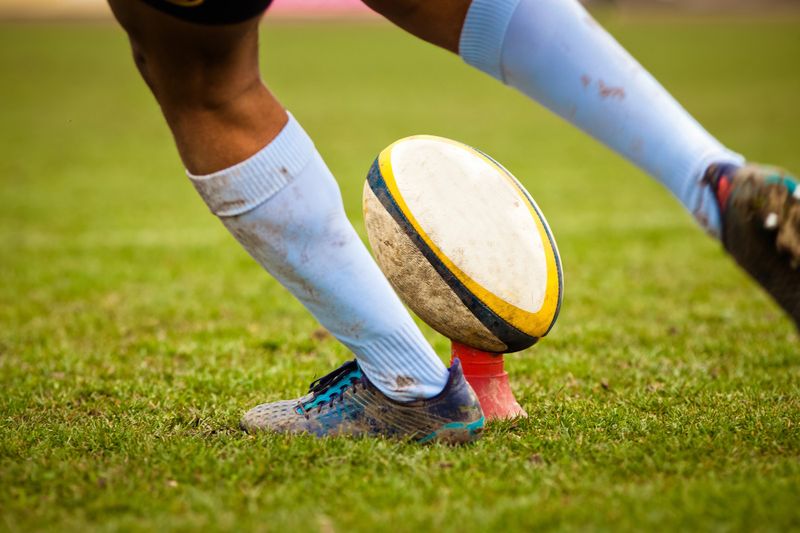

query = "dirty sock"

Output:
[[460, 0, 744, 236], [188, 113, 449, 401]]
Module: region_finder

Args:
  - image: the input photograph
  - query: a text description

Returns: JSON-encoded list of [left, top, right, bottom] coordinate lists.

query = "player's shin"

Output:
[[188, 114, 449, 401], [459, 0, 743, 236]]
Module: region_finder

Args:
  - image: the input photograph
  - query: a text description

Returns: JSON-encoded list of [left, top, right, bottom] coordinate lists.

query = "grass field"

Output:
[[1, 14, 800, 532]]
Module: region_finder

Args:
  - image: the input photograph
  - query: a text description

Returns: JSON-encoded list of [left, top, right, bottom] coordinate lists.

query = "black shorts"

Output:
[[139, 0, 274, 25]]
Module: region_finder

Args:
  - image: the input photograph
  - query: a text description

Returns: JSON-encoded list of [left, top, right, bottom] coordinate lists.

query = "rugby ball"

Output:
[[363, 136, 563, 353]]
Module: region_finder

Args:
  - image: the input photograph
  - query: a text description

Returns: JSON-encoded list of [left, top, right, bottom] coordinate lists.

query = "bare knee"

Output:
[[361, 0, 425, 20], [362, 0, 469, 53], [139, 39, 262, 115], [129, 42, 158, 95], [107, 0, 286, 174], [109, 0, 262, 112]]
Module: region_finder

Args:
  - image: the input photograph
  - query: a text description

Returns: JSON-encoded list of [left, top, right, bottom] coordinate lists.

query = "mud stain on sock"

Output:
[[395, 376, 416, 389], [598, 80, 626, 100]]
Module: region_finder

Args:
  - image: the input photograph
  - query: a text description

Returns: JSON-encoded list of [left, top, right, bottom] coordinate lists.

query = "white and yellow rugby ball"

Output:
[[363, 135, 563, 353]]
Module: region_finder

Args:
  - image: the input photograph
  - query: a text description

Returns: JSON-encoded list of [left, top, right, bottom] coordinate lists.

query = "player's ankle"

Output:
[[351, 322, 450, 402], [703, 163, 742, 217]]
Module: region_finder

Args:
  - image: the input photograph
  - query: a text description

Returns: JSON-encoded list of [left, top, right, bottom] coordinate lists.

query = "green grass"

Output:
[[1, 14, 800, 532]]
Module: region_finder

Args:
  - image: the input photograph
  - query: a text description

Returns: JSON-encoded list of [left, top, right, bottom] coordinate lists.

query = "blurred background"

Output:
[[1, 0, 799, 530], [0, 0, 798, 20]]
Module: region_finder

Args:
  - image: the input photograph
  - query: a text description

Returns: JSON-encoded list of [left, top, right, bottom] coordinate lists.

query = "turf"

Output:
[[1, 13, 799, 532]]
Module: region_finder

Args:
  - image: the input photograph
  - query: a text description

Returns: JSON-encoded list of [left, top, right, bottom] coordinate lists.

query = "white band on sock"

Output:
[[459, 0, 521, 81], [188, 114, 314, 218]]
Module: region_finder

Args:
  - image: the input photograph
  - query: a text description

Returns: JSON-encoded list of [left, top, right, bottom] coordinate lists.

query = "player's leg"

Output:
[[360, 0, 466, 53], [108, 1, 483, 441], [108, 0, 285, 175], [363, 0, 800, 327]]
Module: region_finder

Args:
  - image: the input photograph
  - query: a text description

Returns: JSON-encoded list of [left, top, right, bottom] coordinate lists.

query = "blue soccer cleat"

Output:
[[240, 358, 485, 444], [705, 163, 800, 329]]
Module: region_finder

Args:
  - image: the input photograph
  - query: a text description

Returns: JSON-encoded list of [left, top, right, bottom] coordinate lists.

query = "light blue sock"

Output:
[[188, 114, 449, 401], [460, 0, 744, 236]]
